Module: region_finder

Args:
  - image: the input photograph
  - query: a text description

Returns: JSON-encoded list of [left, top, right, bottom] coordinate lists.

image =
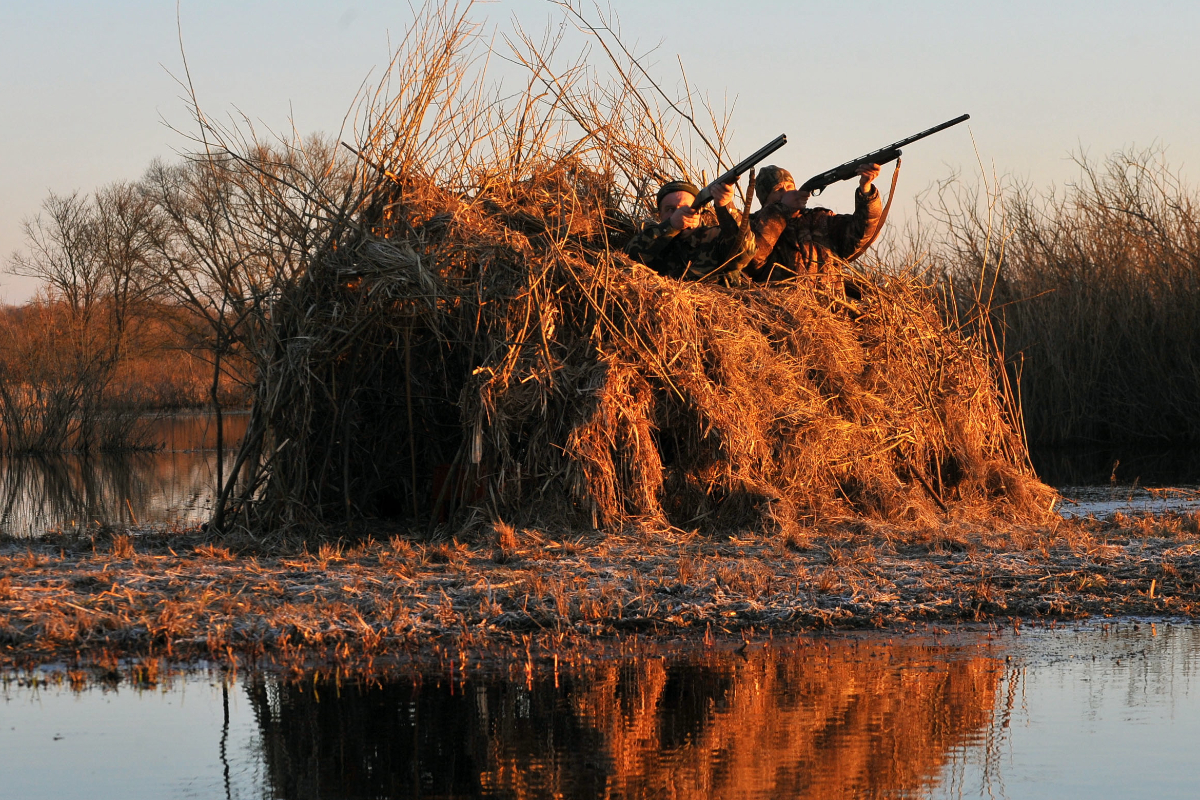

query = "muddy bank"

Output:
[[2, 513, 1198, 671]]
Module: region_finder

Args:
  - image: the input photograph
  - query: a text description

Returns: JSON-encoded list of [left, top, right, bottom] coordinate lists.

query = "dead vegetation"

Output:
[[170, 1, 1054, 539], [926, 146, 1200, 447], [2, 513, 1198, 670], [3, 5, 1177, 680]]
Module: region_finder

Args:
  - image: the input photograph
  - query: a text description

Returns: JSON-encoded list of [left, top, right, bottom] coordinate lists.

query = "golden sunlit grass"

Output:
[[2, 512, 1198, 670], [182, 1, 1054, 539]]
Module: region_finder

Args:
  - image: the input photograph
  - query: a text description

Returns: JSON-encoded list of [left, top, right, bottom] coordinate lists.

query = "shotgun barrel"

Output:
[[799, 114, 970, 195], [692, 134, 788, 208]]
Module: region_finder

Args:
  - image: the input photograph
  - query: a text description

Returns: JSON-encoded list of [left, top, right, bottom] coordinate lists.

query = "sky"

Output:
[[2, 0, 1199, 303]]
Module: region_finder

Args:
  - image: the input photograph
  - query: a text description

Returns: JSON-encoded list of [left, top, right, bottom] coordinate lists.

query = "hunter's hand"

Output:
[[710, 181, 736, 207], [857, 163, 881, 193], [669, 205, 701, 230], [780, 189, 811, 211]]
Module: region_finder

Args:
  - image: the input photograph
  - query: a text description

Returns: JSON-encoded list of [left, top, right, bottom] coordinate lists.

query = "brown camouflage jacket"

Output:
[[624, 203, 755, 282], [745, 186, 882, 283]]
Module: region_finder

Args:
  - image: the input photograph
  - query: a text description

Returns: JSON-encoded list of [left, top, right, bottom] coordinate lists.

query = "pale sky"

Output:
[[3, 0, 1198, 302]]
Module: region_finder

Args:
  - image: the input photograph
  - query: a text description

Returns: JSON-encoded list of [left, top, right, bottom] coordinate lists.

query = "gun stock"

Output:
[[799, 114, 969, 195], [692, 134, 788, 208]]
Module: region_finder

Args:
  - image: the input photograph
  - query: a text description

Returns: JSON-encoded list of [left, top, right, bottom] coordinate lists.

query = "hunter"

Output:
[[746, 163, 882, 285], [624, 179, 755, 282]]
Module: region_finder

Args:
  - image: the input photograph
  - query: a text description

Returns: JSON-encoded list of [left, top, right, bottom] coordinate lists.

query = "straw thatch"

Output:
[[194, 2, 1052, 537], [217, 162, 1051, 536]]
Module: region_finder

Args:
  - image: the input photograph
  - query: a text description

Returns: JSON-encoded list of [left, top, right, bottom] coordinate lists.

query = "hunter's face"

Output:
[[659, 191, 695, 223], [765, 178, 795, 207]]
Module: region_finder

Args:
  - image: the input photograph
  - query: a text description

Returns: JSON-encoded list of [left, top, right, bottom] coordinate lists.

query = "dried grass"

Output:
[[927, 146, 1200, 446], [191, 2, 1053, 539], [2, 515, 1198, 668]]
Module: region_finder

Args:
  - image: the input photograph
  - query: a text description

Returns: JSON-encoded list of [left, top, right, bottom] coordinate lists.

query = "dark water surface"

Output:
[[1, 413, 247, 537], [3, 623, 1199, 799]]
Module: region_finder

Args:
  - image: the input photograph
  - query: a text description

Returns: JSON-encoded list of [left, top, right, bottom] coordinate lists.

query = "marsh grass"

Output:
[[154, 1, 1051, 541], [3, 511, 1198, 669], [930, 147, 1200, 447]]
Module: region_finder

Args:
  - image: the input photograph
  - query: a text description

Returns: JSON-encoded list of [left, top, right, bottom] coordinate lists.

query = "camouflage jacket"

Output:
[[624, 203, 755, 282], [745, 185, 882, 282]]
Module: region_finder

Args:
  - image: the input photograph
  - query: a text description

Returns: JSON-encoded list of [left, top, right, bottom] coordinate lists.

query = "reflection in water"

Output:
[[1, 412, 247, 537], [247, 640, 1002, 799], [5, 626, 1200, 799]]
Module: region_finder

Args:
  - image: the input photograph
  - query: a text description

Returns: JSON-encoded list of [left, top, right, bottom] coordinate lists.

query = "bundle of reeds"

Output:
[[213, 162, 1051, 535], [198, 2, 1051, 536]]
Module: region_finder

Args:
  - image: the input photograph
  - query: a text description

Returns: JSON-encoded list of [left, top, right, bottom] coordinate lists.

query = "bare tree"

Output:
[[140, 135, 360, 528], [2, 184, 157, 452]]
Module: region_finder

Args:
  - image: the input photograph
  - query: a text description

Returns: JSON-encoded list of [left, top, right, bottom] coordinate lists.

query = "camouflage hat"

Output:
[[656, 180, 701, 209], [755, 165, 793, 205]]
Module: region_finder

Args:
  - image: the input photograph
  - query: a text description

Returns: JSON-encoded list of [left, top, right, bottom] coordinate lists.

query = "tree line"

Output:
[[3, 138, 352, 456]]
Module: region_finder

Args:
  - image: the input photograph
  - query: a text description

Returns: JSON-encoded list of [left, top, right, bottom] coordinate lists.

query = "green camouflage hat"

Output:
[[755, 165, 793, 205], [656, 180, 701, 209]]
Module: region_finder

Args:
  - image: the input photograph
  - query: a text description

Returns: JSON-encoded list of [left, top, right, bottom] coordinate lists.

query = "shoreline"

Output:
[[2, 513, 1198, 674]]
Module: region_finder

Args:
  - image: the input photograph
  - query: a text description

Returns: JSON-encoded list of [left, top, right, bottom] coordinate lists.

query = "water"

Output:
[[1034, 445, 1200, 518], [0, 413, 246, 537], [1056, 485, 1200, 519], [3, 623, 1199, 799]]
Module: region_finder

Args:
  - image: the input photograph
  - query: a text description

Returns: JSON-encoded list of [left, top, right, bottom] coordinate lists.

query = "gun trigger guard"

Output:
[[810, 187, 824, 197]]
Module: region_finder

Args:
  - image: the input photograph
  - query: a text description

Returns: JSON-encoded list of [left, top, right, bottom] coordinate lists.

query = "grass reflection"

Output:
[[247, 638, 1002, 799]]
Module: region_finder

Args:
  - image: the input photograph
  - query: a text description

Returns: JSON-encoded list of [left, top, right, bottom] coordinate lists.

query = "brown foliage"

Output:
[[232, 163, 1051, 535]]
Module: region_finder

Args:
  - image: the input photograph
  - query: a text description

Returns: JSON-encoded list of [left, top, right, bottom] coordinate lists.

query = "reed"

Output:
[[159, 1, 1051, 538], [928, 146, 1200, 447]]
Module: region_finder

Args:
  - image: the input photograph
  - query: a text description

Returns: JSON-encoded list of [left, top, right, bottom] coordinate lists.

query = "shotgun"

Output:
[[799, 114, 969, 194], [691, 134, 788, 208]]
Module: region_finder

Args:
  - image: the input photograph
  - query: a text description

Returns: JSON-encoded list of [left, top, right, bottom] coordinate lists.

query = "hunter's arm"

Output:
[[828, 185, 882, 259], [624, 219, 682, 266], [745, 203, 794, 272], [712, 203, 756, 270]]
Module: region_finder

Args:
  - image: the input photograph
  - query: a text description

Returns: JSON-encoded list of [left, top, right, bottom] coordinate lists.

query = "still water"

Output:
[[0, 413, 246, 537], [1056, 485, 1200, 519], [2, 623, 1198, 799]]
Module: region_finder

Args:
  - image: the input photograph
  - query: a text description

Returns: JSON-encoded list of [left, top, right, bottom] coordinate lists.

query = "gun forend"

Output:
[[692, 134, 788, 208], [799, 114, 970, 195]]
